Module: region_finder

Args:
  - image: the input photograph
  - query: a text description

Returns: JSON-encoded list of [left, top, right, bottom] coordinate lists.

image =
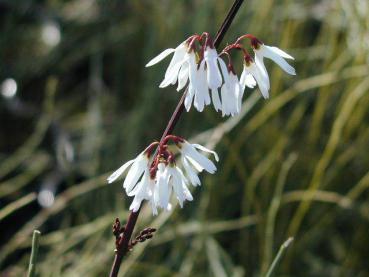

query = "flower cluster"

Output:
[[146, 33, 295, 116], [108, 136, 218, 215]]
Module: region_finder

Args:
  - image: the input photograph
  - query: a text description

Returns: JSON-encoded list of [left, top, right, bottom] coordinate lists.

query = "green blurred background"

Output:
[[1, 0, 369, 276]]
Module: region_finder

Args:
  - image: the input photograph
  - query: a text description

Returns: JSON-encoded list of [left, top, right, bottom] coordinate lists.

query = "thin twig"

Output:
[[109, 1, 245, 276]]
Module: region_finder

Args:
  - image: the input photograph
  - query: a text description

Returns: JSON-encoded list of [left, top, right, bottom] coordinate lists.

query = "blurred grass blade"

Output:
[[27, 230, 41, 277], [265, 237, 294, 277]]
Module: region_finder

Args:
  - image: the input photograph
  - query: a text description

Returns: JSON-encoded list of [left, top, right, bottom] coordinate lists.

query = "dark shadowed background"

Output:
[[1, 0, 369, 276]]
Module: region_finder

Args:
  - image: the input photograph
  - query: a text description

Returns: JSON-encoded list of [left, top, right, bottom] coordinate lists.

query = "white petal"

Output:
[[182, 157, 201, 186], [146, 48, 175, 67], [249, 63, 270, 99], [264, 50, 296, 75], [188, 52, 198, 89], [107, 159, 135, 184], [240, 66, 257, 89], [150, 197, 158, 215], [204, 47, 222, 90], [200, 61, 211, 106], [165, 42, 187, 78], [170, 168, 185, 207], [182, 143, 217, 174], [129, 197, 142, 212], [159, 59, 185, 88], [221, 84, 229, 117], [157, 165, 170, 208], [177, 62, 189, 91], [186, 156, 204, 172], [254, 53, 270, 89], [245, 73, 256, 88], [184, 84, 195, 112], [127, 170, 148, 196], [192, 143, 219, 162], [211, 88, 221, 112], [236, 82, 243, 114], [228, 73, 240, 116], [264, 45, 294, 60], [193, 60, 207, 112], [218, 58, 230, 85], [182, 182, 193, 201], [123, 155, 147, 193], [128, 172, 151, 212]]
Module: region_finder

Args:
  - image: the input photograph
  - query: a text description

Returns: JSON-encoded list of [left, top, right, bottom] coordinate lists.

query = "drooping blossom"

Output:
[[219, 62, 242, 116], [240, 55, 270, 99], [249, 36, 296, 76], [145, 33, 227, 113], [145, 33, 296, 115], [107, 136, 218, 215]]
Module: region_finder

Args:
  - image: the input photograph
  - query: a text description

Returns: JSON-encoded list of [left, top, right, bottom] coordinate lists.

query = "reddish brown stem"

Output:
[[109, 1, 244, 276]]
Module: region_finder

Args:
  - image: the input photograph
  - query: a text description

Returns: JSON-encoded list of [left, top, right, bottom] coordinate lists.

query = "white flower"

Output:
[[204, 46, 223, 90], [146, 39, 228, 113], [107, 150, 152, 212], [145, 40, 190, 88], [127, 169, 153, 212], [153, 163, 171, 211], [167, 165, 193, 208], [108, 140, 219, 215], [189, 59, 211, 112], [240, 56, 270, 99], [107, 150, 149, 191], [253, 43, 296, 76], [218, 62, 242, 116], [179, 141, 219, 185]]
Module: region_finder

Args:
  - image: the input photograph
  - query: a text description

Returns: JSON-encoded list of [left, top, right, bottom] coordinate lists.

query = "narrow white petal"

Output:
[[123, 156, 147, 193], [170, 168, 185, 207], [157, 165, 170, 208], [254, 53, 270, 89], [165, 43, 187, 77], [127, 170, 148, 197], [221, 84, 228, 117], [264, 45, 294, 60], [245, 73, 256, 88], [107, 159, 135, 184], [192, 61, 207, 112], [182, 182, 193, 201], [205, 48, 222, 90], [193, 87, 203, 112], [206, 59, 223, 89], [236, 82, 243, 113], [159, 59, 185, 88], [188, 52, 198, 89], [183, 143, 217, 174], [192, 143, 219, 162], [146, 48, 175, 67], [211, 88, 221, 111], [264, 50, 296, 75], [129, 197, 142, 212], [218, 58, 230, 85], [184, 85, 195, 111], [150, 197, 158, 215], [200, 61, 211, 106], [186, 156, 204, 172], [228, 73, 240, 116], [182, 157, 201, 186], [177, 62, 189, 91], [246, 62, 270, 99]]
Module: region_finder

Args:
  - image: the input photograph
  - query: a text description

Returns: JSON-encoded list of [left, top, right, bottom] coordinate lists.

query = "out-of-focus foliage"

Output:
[[1, 0, 369, 276]]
